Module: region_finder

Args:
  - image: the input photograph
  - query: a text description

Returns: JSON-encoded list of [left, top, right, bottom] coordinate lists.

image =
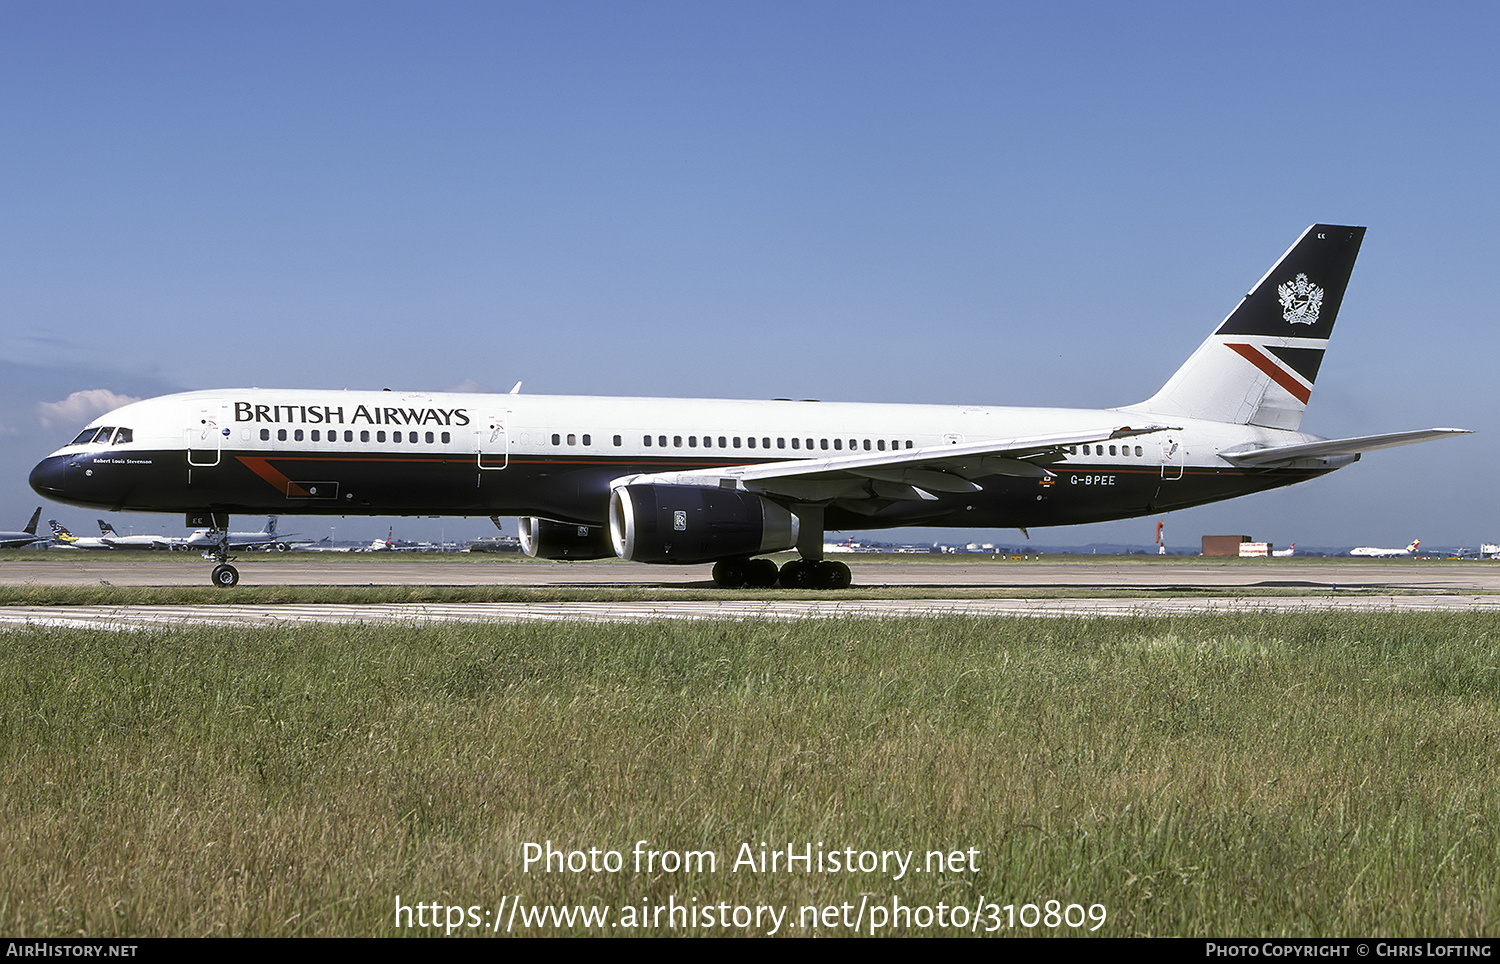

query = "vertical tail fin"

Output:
[[23, 507, 41, 536], [1128, 224, 1365, 430]]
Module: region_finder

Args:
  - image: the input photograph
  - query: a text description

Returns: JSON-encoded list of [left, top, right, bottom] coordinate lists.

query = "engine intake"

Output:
[[609, 484, 799, 564]]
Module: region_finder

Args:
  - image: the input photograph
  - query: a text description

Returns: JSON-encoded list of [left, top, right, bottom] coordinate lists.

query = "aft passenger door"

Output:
[[1159, 435, 1184, 480]]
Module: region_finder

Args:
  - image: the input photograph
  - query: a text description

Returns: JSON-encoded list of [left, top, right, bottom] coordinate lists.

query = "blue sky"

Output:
[[2, 1, 1494, 549]]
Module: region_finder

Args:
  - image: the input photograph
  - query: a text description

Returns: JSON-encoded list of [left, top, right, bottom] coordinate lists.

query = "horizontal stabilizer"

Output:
[[1220, 428, 1471, 467]]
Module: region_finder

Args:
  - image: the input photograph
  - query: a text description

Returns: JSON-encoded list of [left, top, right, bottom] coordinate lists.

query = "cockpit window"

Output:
[[68, 426, 129, 446]]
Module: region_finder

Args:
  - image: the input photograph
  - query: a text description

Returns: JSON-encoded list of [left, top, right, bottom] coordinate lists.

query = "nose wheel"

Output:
[[211, 564, 240, 588]]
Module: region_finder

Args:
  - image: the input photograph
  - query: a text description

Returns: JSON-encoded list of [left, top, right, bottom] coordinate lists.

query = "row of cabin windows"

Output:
[[542, 433, 917, 452], [261, 428, 452, 445], [1069, 444, 1145, 457], [255, 427, 912, 452], [639, 435, 913, 452]]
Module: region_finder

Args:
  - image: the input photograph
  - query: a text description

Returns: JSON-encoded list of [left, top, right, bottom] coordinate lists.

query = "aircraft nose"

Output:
[[29, 455, 69, 499]]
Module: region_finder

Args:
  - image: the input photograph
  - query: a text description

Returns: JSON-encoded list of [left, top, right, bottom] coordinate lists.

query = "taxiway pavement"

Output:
[[0, 555, 1495, 628]]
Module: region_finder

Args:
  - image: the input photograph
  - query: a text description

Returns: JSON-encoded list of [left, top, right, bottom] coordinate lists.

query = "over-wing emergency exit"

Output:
[[29, 225, 1469, 587]]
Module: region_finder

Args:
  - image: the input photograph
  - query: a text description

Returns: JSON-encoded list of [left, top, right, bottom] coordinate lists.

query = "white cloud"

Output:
[[36, 390, 141, 430]]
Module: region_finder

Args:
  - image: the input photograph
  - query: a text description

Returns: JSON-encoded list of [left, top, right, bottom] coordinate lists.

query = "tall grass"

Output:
[[1, 612, 1496, 935]]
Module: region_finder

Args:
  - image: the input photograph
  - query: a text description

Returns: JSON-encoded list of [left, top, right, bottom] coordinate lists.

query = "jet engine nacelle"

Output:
[[609, 483, 799, 565], [518, 517, 615, 560]]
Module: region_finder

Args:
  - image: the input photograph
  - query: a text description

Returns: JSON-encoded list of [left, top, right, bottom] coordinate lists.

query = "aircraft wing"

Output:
[[1220, 428, 1471, 468], [617, 423, 1175, 505]]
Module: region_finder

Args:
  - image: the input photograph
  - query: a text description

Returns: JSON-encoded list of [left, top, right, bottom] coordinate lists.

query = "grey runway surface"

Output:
[[4, 554, 1500, 590], [1, 555, 1497, 628]]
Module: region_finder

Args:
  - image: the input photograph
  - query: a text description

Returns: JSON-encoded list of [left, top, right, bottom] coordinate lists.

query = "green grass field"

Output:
[[2, 611, 1497, 936]]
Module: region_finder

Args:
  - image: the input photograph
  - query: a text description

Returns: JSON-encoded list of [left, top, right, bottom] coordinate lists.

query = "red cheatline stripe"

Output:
[[1225, 343, 1311, 404], [236, 457, 310, 497]]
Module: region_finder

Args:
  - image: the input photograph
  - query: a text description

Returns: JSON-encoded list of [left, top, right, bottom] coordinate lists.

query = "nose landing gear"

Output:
[[191, 511, 238, 587]]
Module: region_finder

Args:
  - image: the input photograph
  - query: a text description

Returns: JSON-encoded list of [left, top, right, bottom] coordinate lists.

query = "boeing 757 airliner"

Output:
[[29, 225, 1469, 587]]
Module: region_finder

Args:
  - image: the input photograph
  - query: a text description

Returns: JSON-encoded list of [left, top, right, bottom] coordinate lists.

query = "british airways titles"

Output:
[[233, 402, 471, 427]]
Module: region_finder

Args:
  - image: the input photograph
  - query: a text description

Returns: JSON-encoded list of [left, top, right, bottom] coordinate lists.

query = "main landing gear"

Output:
[[711, 557, 852, 590], [709, 504, 851, 590]]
